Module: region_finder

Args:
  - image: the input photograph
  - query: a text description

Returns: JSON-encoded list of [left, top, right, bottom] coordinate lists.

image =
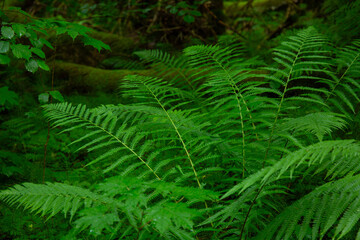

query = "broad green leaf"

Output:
[[82, 36, 111, 52], [39, 38, 54, 49], [12, 23, 27, 37], [25, 59, 39, 73], [177, 1, 189, 8], [25, 28, 37, 39], [68, 22, 91, 36], [8, 7, 32, 18], [183, 15, 195, 23], [31, 47, 45, 58], [0, 41, 10, 53], [178, 10, 186, 16], [0, 54, 10, 64], [31, 38, 43, 48], [36, 59, 50, 71], [49, 90, 65, 102], [170, 7, 178, 14], [11, 44, 32, 60], [38, 93, 49, 104], [0, 86, 19, 107], [31, 25, 48, 35], [190, 10, 202, 16], [1, 26, 14, 39]]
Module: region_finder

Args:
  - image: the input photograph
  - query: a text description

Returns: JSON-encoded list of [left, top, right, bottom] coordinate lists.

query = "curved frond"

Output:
[[0, 182, 117, 221], [184, 43, 263, 176], [256, 174, 360, 240], [223, 140, 360, 199], [135, 49, 196, 90], [281, 112, 347, 141], [326, 40, 360, 117], [43, 102, 161, 180], [262, 27, 332, 163], [122, 75, 210, 187]]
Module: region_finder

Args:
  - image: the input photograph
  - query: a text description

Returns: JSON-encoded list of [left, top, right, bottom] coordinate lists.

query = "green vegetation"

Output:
[[1, 1, 360, 239]]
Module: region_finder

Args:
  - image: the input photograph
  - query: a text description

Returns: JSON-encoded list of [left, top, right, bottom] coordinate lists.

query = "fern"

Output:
[[102, 56, 145, 70], [256, 174, 360, 240], [0, 177, 218, 238], [1, 26, 360, 239], [326, 40, 360, 117], [184, 43, 264, 177], [0, 182, 117, 221], [223, 140, 360, 199], [121, 74, 221, 188], [43, 102, 162, 179], [261, 27, 332, 163], [281, 112, 347, 142], [135, 49, 196, 90]]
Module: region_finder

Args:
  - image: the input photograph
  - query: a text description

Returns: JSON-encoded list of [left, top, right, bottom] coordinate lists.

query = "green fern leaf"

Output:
[[43, 102, 161, 180], [255, 175, 360, 240], [281, 112, 347, 141], [0, 182, 118, 221]]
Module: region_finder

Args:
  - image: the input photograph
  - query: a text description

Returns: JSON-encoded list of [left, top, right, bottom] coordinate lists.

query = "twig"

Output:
[[239, 183, 265, 240], [147, 0, 163, 33], [204, 2, 246, 40]]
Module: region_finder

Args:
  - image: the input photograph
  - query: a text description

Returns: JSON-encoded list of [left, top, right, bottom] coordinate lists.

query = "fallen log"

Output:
[[224, 0, 287, 16], [54, 61, 153, 93]]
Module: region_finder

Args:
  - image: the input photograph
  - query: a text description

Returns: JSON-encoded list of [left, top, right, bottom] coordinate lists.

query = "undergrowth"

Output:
[[1, 27, 360, 239]]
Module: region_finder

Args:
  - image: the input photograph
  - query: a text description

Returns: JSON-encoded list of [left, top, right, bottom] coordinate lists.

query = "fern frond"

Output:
[[281, 112, 347, 141], [95, 176, 218, 237], [255, 174, 360, 240], [135, 49, 196, 90], [262, 27, 331, 163], [322, 0, 360, 43], [101, 56, 144, 70], [43, 102, 161, 180], [326, 39, 360, 117], [0, 182, 118, 221], [184, 44, 264, 177], [214, 140, 360, 238], [222, 140, 360, 199], [122, 75, 208, 188]]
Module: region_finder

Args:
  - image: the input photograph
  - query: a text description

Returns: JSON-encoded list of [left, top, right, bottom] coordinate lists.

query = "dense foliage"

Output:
[[1, 0, 360, 239]]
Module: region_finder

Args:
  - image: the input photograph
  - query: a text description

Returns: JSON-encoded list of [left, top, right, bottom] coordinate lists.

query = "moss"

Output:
[[54, 61, 153, 94], [224, 0, 286, 15], [90, 31, 138, 54]]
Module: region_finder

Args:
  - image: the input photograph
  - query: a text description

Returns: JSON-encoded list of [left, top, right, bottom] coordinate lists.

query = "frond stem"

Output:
[[263, 40, 305, 166], [210, 56, 253, 177], [96, 125, 162, 180], [51, 107, 162, 180], [325, 50, 360, 103], [140, 82, 202, 188]]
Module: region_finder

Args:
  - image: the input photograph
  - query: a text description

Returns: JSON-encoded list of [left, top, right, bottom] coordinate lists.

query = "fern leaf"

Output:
[[326, 40, 360, 116], [135, 49, 195, 90], [281, 112, 347, 141], [0, 182, 118, 221], [222, 140, 360, 199], [255, 175, 360, 240], [184, 43, 263, 177], [122, 75, 204, 187], [262, 27, 332, 163], [43, 102, 161, 180]]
